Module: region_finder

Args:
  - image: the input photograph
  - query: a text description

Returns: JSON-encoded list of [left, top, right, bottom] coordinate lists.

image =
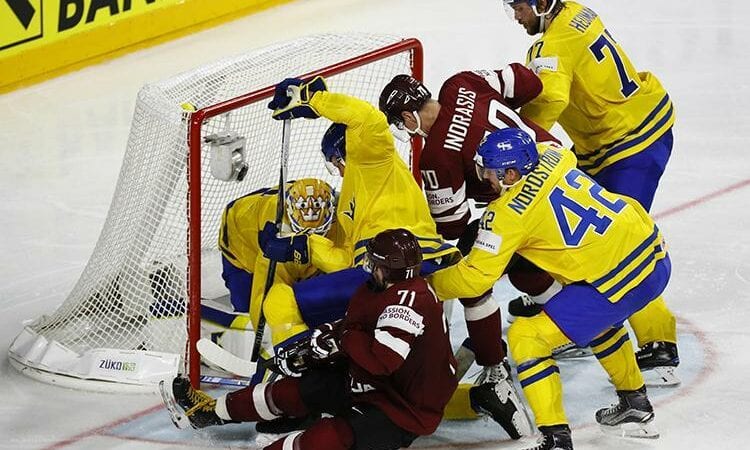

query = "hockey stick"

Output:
[[198, 337, 256, 377], [251, 118, 291, 362]]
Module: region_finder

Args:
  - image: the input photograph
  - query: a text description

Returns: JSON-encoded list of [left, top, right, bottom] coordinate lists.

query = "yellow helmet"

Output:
[[285, 178, 336, 234]]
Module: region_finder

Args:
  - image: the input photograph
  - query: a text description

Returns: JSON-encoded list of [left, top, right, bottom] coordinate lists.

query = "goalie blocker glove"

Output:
[[258, 221, 310, 264], [268, 76, 328, 120]]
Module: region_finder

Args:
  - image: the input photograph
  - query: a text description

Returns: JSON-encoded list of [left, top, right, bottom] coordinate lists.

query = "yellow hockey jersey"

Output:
[[429, 144, 667, 303], [307, 91, 460, 268], [521, 1, 675, 175], [219, 185, 346, 323]]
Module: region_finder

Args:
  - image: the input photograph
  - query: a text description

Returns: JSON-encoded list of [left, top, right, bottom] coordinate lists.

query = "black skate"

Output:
[[469, 360, 532, 439], [507, 294, 543, 322], [522, 425, 573, 450], [636, 341, 680, 387], [595, 386, 659, 438], [170, 376, 232, 429]]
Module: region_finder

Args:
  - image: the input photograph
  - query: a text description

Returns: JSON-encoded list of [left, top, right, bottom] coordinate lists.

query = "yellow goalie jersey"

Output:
[[521, 1, 675, 175], [219, 185, 343, 325], [307, 91, 460, 268], [429, 144, 667, 304]]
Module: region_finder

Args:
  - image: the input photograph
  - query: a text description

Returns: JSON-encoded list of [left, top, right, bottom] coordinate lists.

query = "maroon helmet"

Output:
[[365, 228, 423, 283], [378, 75, 432, 126]]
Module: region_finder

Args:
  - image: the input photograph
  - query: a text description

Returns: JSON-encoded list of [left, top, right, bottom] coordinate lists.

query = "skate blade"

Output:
[[642, 366, 681, 387], [552, 344, 594, 360], [158, 379, 191, 430], [599, 420, 660, 439]]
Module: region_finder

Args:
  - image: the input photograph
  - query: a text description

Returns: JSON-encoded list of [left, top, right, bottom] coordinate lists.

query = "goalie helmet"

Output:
[[378, 75, 432, 126], [285, 178, 336, 235], [475, 128, 539, 178], [365, 228, 422, 283]]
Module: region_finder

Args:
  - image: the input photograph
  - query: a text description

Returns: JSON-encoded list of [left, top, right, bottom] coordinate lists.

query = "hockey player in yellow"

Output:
[[429, 128, 669, 449], [503, 0, 678, 381], [260, 76, 459, 345], [206, 178, 337, 332], [261, 77, 534, 440]]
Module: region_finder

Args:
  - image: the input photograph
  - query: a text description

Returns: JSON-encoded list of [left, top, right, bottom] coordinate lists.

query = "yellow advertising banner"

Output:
[[1, 0, 176, 55], [0, 0, 290, 92]]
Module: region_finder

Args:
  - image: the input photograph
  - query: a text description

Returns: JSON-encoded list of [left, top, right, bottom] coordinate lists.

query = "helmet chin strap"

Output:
[[497, 171, 524, 196], [533, 0, 557, 33], [407, 111, 429, 138]]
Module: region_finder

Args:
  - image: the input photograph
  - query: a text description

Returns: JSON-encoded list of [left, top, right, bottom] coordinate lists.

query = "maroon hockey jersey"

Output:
[[341, 277, 458, 435], [421, 64, 561, 239]]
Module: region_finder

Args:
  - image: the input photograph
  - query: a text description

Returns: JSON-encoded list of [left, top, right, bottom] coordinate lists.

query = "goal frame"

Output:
[[184, 38, 424, 386]]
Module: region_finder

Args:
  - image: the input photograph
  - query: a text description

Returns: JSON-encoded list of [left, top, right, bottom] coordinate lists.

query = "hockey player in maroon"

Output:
[[378, 65, 561, 422], [164, 228, 458, 449]]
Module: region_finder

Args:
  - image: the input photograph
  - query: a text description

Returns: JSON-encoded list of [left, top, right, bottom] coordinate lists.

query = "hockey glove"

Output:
[[258, 222, 310, 264], [268, 76, 328, 120], [310, 320, 344, 363], [272, 338, 314, 377]]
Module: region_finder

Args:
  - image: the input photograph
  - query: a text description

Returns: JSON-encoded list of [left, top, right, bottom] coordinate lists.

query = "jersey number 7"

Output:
[[589, 30, 639, 98]]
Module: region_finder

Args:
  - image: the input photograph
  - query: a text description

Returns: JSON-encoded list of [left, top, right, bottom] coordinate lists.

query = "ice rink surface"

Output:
[[1, 0, 749, 448]]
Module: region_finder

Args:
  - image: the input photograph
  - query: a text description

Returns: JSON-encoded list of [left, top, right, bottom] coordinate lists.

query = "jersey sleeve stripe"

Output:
[[432, 202, 470, 222], [374, 329, 411, 359], [501, 65, 516, 98]]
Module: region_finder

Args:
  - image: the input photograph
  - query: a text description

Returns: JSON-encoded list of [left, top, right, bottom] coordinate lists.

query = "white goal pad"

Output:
[[8, 33, 423, 391]]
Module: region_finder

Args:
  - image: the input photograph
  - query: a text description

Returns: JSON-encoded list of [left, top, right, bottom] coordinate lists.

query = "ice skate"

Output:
[[170, 376, 232, 429], [507, 294, 542, 323], [636, 341, 680, 387], [551, 342, 593, 360], [522, 425, 573, 450], [469, 360, 532, 439], [595, 386, 659, 438]]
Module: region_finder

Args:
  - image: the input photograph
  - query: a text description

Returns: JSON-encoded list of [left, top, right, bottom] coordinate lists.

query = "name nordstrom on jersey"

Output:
[[508, 149, 563, 215]]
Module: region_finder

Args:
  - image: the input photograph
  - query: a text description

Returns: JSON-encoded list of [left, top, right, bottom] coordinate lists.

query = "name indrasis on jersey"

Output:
[[444, 87, 477, 152]]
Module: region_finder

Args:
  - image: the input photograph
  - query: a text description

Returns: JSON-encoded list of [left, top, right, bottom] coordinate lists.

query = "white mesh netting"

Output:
[[9, 33, 419, 389]]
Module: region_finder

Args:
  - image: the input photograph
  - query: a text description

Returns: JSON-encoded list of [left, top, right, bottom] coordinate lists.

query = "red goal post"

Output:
[[8, 33, 424, 392], [185, 37, 424, 385]]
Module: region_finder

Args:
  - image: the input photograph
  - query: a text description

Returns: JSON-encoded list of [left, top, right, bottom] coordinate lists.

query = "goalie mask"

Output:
[[285, 178, 336, 235], [364, 228, 423, 286]]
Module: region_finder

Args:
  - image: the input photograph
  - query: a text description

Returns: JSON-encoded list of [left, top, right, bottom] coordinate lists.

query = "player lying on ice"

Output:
[[165, 229, 459, 450], [201, 178, 338, 357], [428, 127, 670, 449], [254, 76, 531, 438]]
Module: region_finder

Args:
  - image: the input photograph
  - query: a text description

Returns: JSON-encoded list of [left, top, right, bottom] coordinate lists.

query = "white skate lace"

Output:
[[520, 294, 535, 306], [476, 362, 509, 385], [600, 401, 622, 417]]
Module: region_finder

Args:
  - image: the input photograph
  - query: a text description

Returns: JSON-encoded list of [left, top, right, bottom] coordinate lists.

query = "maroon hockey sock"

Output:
[[507, 265, 554, 296], [224, 383, 276, 422], [268, 376, 309, 418], [461, 293, 504, 366], [264, 417, 354, 450], [224, 377, 308, 422], [466, 310, 504, 366]]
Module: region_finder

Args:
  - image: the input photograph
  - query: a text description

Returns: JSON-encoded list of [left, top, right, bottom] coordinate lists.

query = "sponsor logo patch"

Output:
[[473, 229, 502, 254]]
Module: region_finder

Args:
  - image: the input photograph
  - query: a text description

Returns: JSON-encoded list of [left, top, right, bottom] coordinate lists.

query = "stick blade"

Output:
[[197, 338, 257, 377]]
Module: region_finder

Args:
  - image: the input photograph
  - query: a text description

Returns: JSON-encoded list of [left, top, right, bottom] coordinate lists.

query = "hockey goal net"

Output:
[[8, 33, 423, 392]]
